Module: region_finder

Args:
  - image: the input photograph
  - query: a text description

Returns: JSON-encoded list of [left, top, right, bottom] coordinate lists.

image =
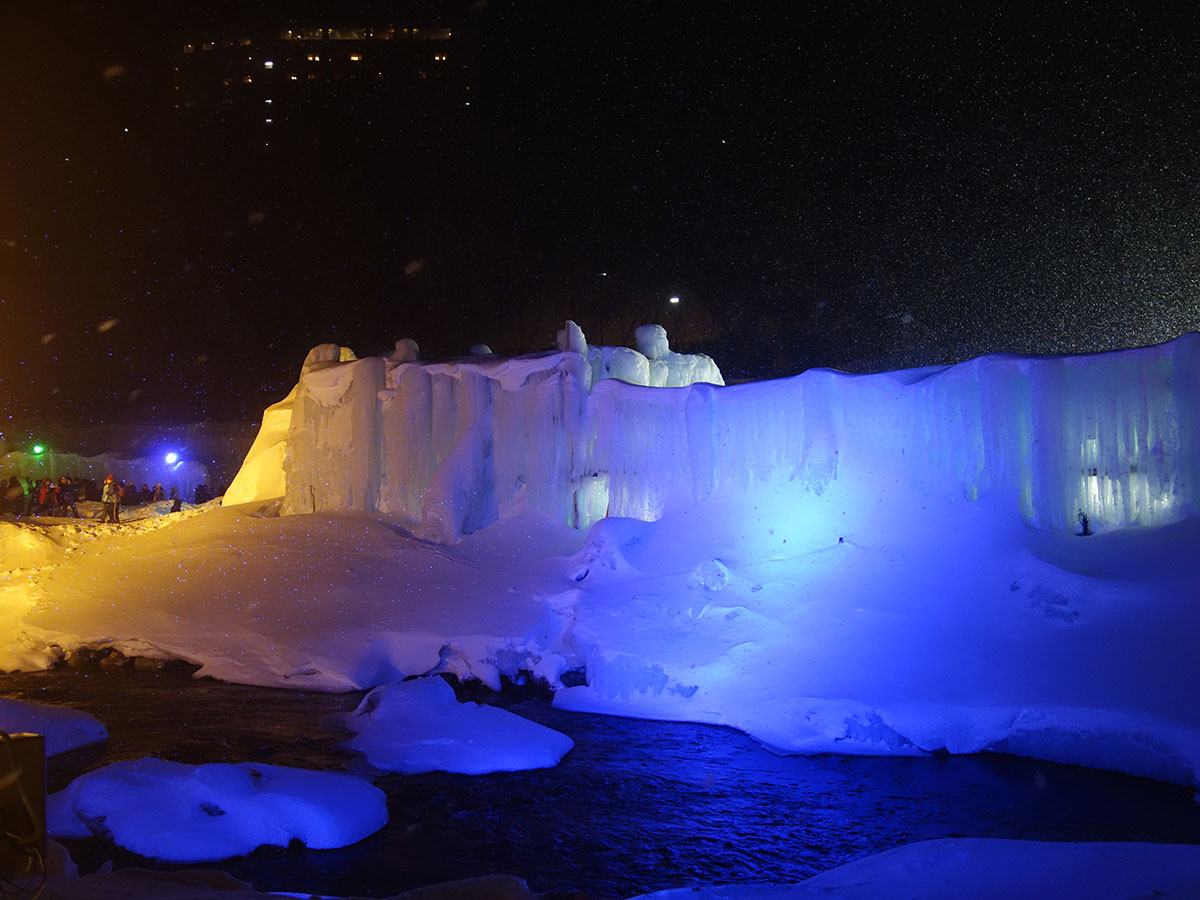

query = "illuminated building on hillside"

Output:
[[170, 20, 473, 132]]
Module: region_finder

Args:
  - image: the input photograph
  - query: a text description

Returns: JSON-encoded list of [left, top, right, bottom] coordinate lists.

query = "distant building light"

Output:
[[264, 60, 274, 69], [265, 118, 273, 124], [350, 53, 362, 61], [669, 296, 681, 304], [264, 98, 272, 103], [307, 54, 320, 62], [242, 75, 253, 84], [289, 74, 299, 81]]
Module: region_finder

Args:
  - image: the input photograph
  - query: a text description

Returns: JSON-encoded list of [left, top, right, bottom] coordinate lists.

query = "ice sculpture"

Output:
[[226, 326, 1198, 542]]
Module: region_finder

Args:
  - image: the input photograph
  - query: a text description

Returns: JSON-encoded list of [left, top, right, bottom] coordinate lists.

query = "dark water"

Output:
[[3, 665, 1200, 899]]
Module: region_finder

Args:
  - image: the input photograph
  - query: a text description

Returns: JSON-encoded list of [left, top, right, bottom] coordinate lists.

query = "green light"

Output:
[[31, 444, 45, 455]]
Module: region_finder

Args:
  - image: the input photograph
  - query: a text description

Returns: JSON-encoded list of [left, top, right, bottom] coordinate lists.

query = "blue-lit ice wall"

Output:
[[277, 334, 1198, 538]]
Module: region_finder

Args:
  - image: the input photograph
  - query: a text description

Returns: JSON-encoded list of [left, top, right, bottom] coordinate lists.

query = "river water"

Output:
[[3, 664, 1199, 899]]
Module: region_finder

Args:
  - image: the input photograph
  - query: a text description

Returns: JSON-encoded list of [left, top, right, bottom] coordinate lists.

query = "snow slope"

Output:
[[3, 479, 1199, 787]]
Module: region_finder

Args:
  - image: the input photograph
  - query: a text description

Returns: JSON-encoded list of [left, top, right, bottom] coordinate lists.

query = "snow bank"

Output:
[[0, 697, 108, 755], [629, 838, 1200, 899], [47, 759, 387, 862], [334, 677, 575, 774]]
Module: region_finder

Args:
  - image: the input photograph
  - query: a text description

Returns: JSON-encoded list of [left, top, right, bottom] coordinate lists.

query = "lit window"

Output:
[[264, 60, 274, 69], [243, 75, 253, 84], [265, 118, 273, 124], [240, 38, 252, 46], [350, 53, 362, 61], [264, 98, 273, 104], [290, 74, 299, 81], [183, 43, 195, 53], [281, 27, 323, 40], [434, 53, 447, 61], [307, 54, 320, 61]]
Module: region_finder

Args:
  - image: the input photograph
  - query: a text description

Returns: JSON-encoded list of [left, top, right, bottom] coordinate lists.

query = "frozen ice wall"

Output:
[[267, 328, 724, 540], [231, 329, 1198, 540]]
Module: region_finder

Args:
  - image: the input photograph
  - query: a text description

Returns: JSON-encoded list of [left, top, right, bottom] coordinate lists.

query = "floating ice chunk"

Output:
[[335, 677, 574, 775], [47, 759, 387, 862], [0, 697, 108, 755]]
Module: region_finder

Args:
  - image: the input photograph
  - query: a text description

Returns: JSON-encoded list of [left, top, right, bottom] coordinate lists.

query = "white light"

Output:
[[669, 296, 681, 304], [164, 452, 179, 465], [264, 60, 274, 69]]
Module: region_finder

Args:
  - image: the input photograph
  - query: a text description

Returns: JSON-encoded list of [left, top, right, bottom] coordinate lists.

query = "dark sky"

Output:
[[3, 1, 1198, 431]]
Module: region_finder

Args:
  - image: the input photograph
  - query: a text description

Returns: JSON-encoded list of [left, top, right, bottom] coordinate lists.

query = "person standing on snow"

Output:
[[99, 474, 121, 523]]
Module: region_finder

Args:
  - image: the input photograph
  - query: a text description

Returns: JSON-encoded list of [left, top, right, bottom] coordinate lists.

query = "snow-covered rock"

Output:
[[334, 677, 574, 775], [48, 759, 387, 862]]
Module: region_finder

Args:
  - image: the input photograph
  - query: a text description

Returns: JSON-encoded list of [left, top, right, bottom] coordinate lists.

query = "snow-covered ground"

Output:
[[4, 334, 1200, 897], [5, 486, 1199, 786], [3, 488, 1200, 896]]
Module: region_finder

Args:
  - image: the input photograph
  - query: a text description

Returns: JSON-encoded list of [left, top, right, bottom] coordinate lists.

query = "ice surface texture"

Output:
[[228, 330, 1198, 542]]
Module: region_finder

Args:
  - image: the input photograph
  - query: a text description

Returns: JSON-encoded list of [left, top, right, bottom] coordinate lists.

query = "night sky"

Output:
[[3, 1, 1198, 431]]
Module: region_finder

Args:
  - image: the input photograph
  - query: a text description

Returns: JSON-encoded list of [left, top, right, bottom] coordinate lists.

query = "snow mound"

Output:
[[1, 521, 68, 571], [47, 759, 387, 862], [0, 697, 108, 755], [335, 677, 574, 775]]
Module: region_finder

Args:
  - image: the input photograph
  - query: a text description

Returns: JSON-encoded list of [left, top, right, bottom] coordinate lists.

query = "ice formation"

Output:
[[334, 676, 575, 774], [228, 329, 1198, 542], [47, 759, 387, 862], [224, 322, 725, 540], [7, 331, 1200, 797]]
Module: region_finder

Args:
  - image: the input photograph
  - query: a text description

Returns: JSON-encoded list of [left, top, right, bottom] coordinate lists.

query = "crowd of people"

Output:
[[0, 475, 207, 519]]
